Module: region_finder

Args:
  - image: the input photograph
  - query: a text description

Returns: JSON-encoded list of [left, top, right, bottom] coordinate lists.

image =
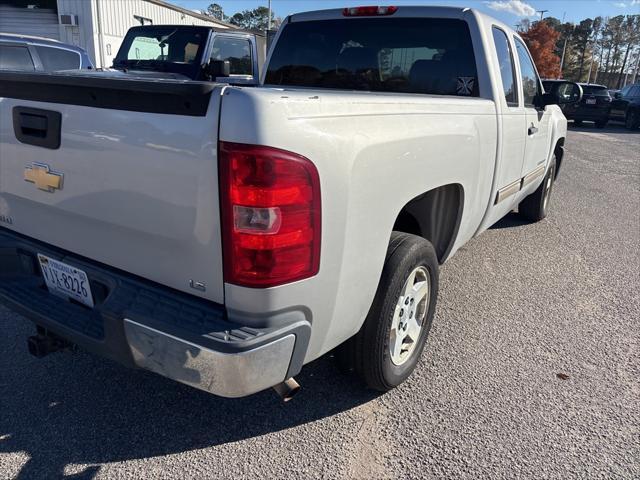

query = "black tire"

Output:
[[625, 110, 640, 130], [519, 156, 557, 222], [345, 232, 439, 392], [595, 119, 608, 129]]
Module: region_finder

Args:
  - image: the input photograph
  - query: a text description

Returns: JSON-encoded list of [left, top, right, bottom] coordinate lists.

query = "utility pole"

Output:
[[559, 26, 574, 80], [587, 32, 599, 84], [537, 9, 548, 21], [267, 0, 272, 30], [632, 49, 640, 84]]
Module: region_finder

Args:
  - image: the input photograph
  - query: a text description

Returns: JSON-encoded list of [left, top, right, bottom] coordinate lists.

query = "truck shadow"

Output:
[[489, 212, 530, 229], [0, 313, 376, 479]]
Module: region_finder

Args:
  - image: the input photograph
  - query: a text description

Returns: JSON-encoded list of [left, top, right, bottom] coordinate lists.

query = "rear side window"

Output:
[[265, 18, 479, 96], [35, 46, 80, 71], [492, 27, 517, 106], [582, 85, 609, 96], [514, 38, 540, 107], [211, 37, 253, 76], [0, 45, 35, 71]]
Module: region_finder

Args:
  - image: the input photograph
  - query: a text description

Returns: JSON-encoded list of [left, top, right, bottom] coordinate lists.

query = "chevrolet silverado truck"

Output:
[[0, 6, 582, 400]]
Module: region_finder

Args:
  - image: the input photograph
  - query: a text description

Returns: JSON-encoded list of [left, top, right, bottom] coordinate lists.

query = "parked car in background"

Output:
[[609, 83, 640, 130], [0, 33, 93, 72], [544, 80, 611, 128]]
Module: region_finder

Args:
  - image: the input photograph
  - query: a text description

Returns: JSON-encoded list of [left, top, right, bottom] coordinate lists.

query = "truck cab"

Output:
[[111, 24, 265, 83]]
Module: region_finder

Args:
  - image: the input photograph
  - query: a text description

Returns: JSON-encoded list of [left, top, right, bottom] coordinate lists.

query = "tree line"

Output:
[[521, 14, 639, 87], [202, 3, 640, 89], [202, 3, 281, 31]]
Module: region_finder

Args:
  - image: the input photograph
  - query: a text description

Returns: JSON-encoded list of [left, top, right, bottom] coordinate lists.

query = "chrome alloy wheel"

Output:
[[390, 266, 430, 366]]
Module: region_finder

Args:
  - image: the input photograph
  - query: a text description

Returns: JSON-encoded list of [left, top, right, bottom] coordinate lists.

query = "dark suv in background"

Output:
[[544, 80, 612, 128], [0, 33, 93, 72], [609, 83, 640, 130]]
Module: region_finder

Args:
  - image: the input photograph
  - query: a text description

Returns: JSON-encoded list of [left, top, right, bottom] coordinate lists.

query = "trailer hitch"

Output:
[[27, 327, 73, 358]]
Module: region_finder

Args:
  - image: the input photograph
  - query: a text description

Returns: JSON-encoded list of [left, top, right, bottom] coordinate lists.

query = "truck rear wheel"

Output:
[[346, 232, 439, 391], [519, 157, 556, 222]]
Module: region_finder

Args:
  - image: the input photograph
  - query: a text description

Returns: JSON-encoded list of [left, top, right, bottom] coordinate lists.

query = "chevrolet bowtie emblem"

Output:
[[24, 163, 63, 192]]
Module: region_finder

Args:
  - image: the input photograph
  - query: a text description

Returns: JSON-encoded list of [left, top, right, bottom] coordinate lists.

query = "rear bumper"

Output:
[[0, 228, 310, 398], [563, 106, 609, 121]]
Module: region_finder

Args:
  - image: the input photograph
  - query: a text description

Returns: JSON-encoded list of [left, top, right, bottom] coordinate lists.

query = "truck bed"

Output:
[[0, 71, 226, 303]]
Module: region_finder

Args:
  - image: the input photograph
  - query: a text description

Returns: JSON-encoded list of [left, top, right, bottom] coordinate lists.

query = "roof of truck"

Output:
[[290, 6, 477, 22], [124, 23, 265, 37], [287, 6, 517, 37]]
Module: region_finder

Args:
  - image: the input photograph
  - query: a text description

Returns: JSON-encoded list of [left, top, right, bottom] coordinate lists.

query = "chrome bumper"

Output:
[[124, 319, 296, 398]]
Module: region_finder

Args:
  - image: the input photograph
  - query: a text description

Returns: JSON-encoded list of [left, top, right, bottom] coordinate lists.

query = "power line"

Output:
[[537, 9, 549, 21]]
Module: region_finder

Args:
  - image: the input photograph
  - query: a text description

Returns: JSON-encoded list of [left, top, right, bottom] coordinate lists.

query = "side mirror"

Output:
[[538, 81, 583, 108], [204, 60, 230, 81]]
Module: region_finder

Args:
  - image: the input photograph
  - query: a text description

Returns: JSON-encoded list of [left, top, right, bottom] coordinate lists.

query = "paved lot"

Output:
[[1, 125, 639, 480]]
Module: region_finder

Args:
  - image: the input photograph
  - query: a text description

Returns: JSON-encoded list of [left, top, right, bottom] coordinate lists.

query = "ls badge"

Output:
[[24, 163, 64, 192]]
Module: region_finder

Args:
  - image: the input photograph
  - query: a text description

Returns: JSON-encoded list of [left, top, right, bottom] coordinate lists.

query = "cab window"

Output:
[[210, 37, 253, 76], [492, 27, 517, 106], [514, 37, 540, 107], [265, 18, 479, 96]]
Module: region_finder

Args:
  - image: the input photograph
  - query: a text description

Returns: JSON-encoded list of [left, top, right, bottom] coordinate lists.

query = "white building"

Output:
[[0, 0, 235, 68]]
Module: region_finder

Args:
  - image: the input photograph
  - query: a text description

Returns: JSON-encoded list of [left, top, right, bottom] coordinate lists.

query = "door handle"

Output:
[[12, 106, 61, 149], [18, 113, 48, 138], [528, 124, 538, 135]]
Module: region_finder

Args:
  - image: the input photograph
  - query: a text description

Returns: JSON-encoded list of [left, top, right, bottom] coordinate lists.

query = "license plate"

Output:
[[586, 98, 596, 104], [38, 254, 95, 308]]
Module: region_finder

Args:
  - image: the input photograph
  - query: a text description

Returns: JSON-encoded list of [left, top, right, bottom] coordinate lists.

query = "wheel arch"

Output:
[[392, 183, 464, 264]]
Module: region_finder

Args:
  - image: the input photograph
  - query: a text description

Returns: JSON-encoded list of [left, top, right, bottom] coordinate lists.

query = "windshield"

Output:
[[113, 26, 209, 78], [265, 18, 478, 96]]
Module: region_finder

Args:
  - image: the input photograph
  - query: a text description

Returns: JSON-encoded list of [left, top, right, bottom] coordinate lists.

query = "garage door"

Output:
[[0, 6, 60, 41]]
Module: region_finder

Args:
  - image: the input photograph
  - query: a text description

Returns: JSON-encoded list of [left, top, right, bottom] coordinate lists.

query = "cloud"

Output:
[[486, 0, 537, 17], [614, 0, 640, 6]]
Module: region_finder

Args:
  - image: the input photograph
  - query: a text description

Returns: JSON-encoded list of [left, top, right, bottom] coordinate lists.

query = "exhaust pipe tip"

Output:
[[273, 377, 300, 402]]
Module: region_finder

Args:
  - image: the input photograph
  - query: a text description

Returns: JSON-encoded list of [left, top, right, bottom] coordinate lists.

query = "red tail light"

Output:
[[342, 5, 398, 16], [219, 142, 321, 287]]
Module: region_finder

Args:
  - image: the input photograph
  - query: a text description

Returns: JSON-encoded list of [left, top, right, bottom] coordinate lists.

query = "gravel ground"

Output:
[[1, 125, 638, 480]]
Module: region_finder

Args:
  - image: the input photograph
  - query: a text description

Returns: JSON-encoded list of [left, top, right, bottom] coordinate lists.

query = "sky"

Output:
[[174, 0, 640, 26]]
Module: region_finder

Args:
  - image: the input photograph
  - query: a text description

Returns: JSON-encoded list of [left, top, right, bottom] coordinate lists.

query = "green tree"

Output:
[[203, 3, 226, 21], [229, 6, 280, 31], [616, 15, 640, 88]]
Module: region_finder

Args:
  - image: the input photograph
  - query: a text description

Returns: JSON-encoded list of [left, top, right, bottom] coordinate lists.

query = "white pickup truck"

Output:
[[0, 6, 582, 400]]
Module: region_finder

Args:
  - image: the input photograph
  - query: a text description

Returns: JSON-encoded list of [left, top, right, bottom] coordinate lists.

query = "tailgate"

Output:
[[0, 73, 225, 303]]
